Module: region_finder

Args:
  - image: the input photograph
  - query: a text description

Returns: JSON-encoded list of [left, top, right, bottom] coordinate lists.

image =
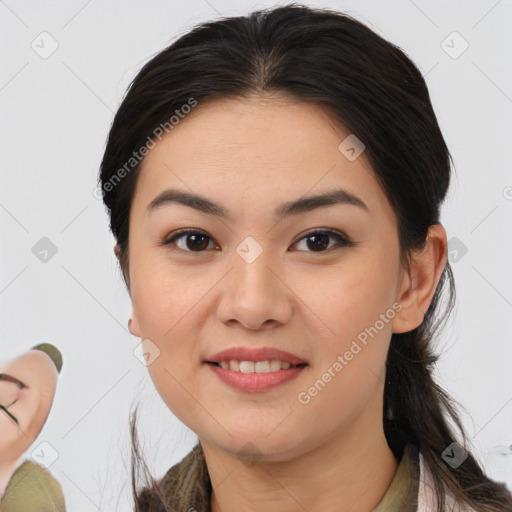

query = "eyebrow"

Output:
[[146, 187, 370, 221]]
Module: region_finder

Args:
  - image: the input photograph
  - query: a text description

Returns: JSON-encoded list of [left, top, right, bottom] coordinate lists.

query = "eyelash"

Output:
[[161, 228, 355, 255]]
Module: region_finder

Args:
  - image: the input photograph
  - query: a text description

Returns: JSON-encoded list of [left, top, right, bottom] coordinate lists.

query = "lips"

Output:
[[205, 346, 308, 366], [206, 360, 307, 392]]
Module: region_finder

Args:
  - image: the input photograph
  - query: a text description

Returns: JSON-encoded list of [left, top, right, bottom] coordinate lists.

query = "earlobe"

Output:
[[392, 224, 448, 334], [114, 244, 121, 260], [128, 314, 141, 337]]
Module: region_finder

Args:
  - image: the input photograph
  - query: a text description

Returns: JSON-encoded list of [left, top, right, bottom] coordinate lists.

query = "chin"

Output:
[[212, 432, 303, 463]]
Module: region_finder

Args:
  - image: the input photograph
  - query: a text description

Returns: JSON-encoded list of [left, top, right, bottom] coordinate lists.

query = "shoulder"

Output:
[[417, 452, 477, 512], [157, 444, 211, 512], [0, 460, 65, 512], [4, 460, 62, 490]]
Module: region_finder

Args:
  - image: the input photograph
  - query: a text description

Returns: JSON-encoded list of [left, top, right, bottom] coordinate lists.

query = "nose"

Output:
[[215, 241, 294, 330]]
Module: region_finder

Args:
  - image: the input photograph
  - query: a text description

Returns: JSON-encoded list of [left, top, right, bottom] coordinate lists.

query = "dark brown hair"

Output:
[[98, 3, 512, 511]]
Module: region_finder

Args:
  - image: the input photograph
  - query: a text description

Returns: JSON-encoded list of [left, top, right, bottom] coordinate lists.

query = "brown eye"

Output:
[[293, 230, 353, 253], [162, 228, 353, 254], [162, 229, 217, 252]]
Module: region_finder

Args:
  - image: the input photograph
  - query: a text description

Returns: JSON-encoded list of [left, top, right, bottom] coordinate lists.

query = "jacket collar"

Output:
[[373, 443, 420, 511], [160, 443, 421, 512]]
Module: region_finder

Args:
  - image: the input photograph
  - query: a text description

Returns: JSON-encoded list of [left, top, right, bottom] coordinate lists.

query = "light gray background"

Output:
[[1, 1, 511, 510]]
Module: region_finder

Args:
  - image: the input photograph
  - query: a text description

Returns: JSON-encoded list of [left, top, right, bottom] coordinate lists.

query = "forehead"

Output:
[[143, 94, 355, 165], [131, 95, 390, 220]]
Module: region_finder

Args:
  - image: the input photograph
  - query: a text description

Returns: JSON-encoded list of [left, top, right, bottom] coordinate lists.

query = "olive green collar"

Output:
[[160, 443, 420, 512], [0, 460, 66, 512], [373, 444, 420, 511]]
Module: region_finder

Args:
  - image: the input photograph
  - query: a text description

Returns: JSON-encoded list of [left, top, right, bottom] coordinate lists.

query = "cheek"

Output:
[[0, 414, 23, 450], [303, 255, 398, 346], [130, 255, 211, 412], [296, 256, 396, 403], [295, 281, 394, 438], [131, 253, 207, 333], [146, 355, 200, 426]]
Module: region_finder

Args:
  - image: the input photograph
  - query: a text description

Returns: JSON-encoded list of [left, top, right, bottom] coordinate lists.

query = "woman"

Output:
[[0, 344, 65, 511], [98, 3, 512, 511]]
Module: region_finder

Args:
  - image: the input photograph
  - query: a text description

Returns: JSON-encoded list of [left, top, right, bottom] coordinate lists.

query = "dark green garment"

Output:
[[153, 443, 420, 512], [0, 460, 66, 512]]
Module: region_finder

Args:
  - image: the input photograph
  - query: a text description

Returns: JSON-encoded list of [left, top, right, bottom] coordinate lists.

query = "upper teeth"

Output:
[[217, 360, 297, 373]]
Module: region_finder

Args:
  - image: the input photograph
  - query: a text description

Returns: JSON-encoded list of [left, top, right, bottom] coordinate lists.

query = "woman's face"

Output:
[[125, 95, 414, 462], [0, 350, 58, 463]]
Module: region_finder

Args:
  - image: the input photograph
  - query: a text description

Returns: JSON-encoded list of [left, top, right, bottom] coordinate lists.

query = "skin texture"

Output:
[[120, 94, 448, 512], [0, 350, 59, 495]]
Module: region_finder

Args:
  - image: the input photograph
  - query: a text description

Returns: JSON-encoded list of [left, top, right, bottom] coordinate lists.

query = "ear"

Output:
[[115, 244, 139, 335], [128, 313, 141, 338], [114, 244, 131, 292], [392, 224, 448, 334]]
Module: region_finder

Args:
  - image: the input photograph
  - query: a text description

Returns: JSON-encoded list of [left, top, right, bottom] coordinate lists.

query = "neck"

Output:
[[203, 403, 399, 512]]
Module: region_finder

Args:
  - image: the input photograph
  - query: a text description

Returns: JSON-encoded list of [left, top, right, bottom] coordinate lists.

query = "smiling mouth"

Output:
[[205, 361, 308, 372]]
